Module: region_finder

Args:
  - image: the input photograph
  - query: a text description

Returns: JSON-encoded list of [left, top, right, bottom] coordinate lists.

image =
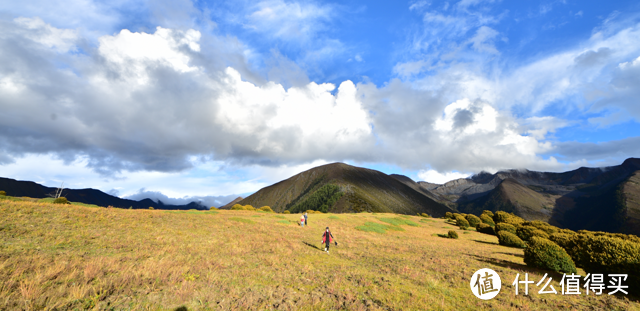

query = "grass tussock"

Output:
[[0, 202, 637, 310]]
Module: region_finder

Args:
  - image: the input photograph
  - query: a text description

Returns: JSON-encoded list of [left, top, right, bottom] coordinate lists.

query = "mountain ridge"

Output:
[[0, 177, 207, 210]]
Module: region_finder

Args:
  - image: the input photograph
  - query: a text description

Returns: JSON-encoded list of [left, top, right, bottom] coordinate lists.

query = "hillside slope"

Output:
[[238, 163, 453, 216]]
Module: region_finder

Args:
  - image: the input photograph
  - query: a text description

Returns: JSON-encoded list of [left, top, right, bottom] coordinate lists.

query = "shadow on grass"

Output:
[[302, 241, 323, 251], [495, 252, 524, 258], [468, 254, 564, 281], [472, 239, 498, 245]]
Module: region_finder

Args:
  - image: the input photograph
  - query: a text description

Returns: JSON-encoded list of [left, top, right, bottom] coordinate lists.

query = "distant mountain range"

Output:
[[0, 177, 207, 210], [3, 157, 639, 235], [390, 158, 640, 235], [228, 158, 640, 235]]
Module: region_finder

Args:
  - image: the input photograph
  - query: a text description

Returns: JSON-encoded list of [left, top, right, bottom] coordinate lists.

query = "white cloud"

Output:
[[245, 0, 333, 42], [417, 169, 469, 184], [469, 26, 499, 54], [11, 17, 78, 53]]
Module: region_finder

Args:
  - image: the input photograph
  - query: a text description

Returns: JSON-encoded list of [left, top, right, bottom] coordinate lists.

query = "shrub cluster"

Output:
[[258, 206, 274, 213], [231, 204, 256, 211], [481, 210, 494, 218], [0, 190, 6, 196], [493, 211, 525, 226], [53, 197, 70, 204], [497, 231, 526, 248], [283, 210, 291, 214], [419, 213, 430, 218], [448, 230, 459, 239], [516, 225, 550, 242], [476, 223, 495, 235], [495, 223, 517, 235], [455, 216, 470, 229], [480, 214, 495, 227], [445, 212, 453, 219], [465, 214, 481, 228], [524, 236, 577, 274]]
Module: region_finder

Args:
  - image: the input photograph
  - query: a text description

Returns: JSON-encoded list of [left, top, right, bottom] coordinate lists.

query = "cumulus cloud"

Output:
[[0, 19, 373, 177]]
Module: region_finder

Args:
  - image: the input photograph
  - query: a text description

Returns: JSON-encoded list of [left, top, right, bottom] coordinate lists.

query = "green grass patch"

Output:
[[328, 216, 340, 220], [276, 220, 291, 224], [355, 222, 405, 234], [274, 215, 286, 219], [229, 217, 254, 224], [378, 217, 419, 227]]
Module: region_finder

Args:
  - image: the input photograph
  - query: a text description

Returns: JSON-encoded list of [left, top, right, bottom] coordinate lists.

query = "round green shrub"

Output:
[[420, 213, 430, 218], [465, 214, 481, 227], [493, 211, 525, 226], [53, 197, 69, 204], [497, 231, 527, 248], [283, 210, 290, 214], [448, 230, 459, 239], [0, 190, 6, 196], [521, 220, 558, 235], [476, 223, 495, 235], [481, 210, 494, 218], [445, 212, 453, 219], [517, 225, 550, 242], [577, 234, 640, 295], [524, 236, 577, 274], [495, 223, 517, 235], [480, 214, 495, 227], [455, 216, 470, 229], [148, 206, 154, 210], [258, 206, 274, 213]]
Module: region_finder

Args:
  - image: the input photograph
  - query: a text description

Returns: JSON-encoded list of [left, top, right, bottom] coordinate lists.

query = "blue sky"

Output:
[[1, 0, 640, 207]]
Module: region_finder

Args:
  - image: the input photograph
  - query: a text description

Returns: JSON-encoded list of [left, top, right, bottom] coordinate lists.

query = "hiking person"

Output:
[[321, 227, 337, 254], [300, 214, 305, 227], [304, 212, 308, 225]]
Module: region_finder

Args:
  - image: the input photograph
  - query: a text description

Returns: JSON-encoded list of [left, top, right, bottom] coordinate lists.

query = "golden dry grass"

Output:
[[1, 199, 638, 310]]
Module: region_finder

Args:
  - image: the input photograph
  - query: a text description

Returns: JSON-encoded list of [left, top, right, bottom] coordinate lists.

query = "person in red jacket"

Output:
[[321, 227, 337, 253]]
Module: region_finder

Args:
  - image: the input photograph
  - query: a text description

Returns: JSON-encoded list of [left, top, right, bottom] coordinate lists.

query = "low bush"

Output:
[[480, 214, 495, 227], [521, 220, 558, 235], [283, 210, 290, 214], [148, 206, 154, 210], [231, 204, 256, 211], [448, 230, 459, 239], [455, 216, 470, 229], [53, 197, 70, 204], [476, 223, 495, 235], [481, 210, 494, 218], [0, 190, 6, 196], [465, 214, 481, 227], [524, 236, 577, 274], [258, 206, 274, 213], [420, 213, 430, 218], [495, 223, 517, 235], [574, 234, 640, 294], [497, 231, 526, 248], [493, 211, 524, 226], [445, 212, 453, 219], [517, 225, 550, 242]]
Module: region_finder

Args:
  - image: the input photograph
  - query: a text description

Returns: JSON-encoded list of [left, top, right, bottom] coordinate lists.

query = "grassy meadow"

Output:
[[1, 198, 639, 310]]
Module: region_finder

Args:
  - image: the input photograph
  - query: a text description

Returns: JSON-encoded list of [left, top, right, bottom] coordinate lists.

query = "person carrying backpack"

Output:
[[304, 212, 308, 225], [321, 227, 337, 254], [300, 214, 305, 227]]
